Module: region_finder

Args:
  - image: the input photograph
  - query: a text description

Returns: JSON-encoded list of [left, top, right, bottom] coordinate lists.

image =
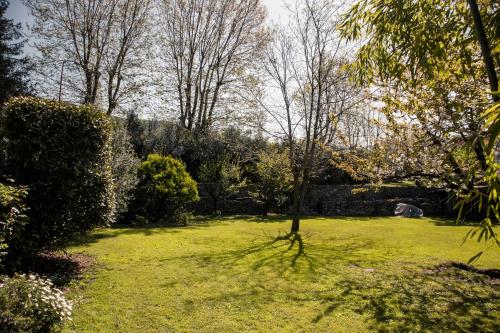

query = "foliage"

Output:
[[198, 155, 246, 214], [62, 217, 499, 332], [340, 0, 499, 258], [0, 0, 32, 104], [339, 0, 497, 89], [124, 112, 268, 181], [1, 97, 115, 262], [110, 119, 139, 218], [252, 148, 293, 215], [0, 274, 72, 333], [457, 101, 500, 262], [130, 154, 199, 223], [0, 182, 29, 271]]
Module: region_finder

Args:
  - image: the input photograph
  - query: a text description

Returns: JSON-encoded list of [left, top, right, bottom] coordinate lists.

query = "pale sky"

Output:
[[5, 0, 291, 55], [6, 0, 291, 23], [5, 1, 291, 31]]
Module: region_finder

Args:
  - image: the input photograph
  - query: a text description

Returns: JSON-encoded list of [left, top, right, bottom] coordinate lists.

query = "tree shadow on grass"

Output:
[[69, 225, 187, 247], [161, 230, 376, 278], [427, 216, 482, 227], [312, 265, 499, 332]]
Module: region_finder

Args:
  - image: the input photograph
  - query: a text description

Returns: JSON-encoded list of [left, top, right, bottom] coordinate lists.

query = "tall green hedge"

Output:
[[2, 97, 114, 259]]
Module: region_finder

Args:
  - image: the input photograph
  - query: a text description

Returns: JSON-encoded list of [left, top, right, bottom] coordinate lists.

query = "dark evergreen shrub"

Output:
[[1, 97, 114, 261]]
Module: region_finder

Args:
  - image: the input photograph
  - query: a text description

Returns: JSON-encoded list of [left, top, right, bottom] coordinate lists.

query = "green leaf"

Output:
[[467, 251, 483, 265]]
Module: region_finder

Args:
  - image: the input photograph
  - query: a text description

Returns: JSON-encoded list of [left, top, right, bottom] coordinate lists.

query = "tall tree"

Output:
[[25, 0, 152, 114], [260, 0, 362, 232], [159, 0, 269, 131], [0, 0, 31, 104]]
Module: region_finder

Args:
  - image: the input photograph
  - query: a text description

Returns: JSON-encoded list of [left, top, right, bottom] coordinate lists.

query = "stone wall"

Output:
[[191, 184, 452, 217], [302, 185, 451, 217]]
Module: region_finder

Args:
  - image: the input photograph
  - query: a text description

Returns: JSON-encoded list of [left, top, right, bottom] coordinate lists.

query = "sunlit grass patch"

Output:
[[63, 216, 499, 333]]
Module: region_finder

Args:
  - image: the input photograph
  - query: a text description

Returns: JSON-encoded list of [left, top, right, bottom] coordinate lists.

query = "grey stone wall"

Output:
[[191, 184, 452, 217], [302, 185, 451, 216]]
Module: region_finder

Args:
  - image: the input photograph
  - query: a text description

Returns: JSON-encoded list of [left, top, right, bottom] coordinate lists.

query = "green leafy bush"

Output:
[[1, 97, 114, 261], [0, 182, 29, 271], [129, 154, 199, 224], [0, 274, 72, 333]]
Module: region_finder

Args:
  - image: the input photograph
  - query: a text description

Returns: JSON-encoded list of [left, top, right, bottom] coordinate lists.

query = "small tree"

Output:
[[110, 119, 140, 218], [132, 154, 199, 224], [198, 155, 246, 214], [253, 148, 293, 216]]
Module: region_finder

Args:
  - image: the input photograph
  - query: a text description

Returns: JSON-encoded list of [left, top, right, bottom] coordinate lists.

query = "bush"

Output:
[[1, 97, 114, 261], [110, 119, 139, 218], [129, 154, 199, 223], [0, 274, 72, 333], [0, 182, 29, 272]]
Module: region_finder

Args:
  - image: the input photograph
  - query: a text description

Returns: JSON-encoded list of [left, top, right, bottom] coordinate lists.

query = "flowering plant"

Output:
[[0, 274, 72, 332]]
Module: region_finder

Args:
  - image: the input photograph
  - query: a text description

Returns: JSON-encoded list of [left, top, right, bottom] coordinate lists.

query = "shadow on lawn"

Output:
[[313, 266, 499, 332], [428, 216, 482, 227], [161, 229, 377, 278]]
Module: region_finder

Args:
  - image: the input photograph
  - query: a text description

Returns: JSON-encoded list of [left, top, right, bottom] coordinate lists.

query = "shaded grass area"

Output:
[[63, 217, 499, 333]]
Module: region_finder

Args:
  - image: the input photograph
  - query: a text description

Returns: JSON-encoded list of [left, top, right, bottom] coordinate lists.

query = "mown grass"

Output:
[[62, 216, 499, 333]]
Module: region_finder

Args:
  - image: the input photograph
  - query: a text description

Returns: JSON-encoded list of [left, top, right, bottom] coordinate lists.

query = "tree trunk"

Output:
[[290, 175, 301, 232], [467, 0, 499, 102], [213, 197, 218, 215], [263, 201, 269, 217], [291, 215, 300, 233]]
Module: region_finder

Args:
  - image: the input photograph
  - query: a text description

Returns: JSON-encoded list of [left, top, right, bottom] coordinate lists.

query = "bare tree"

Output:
[[159, 0, 268, 131], [259, 0, 361, 232], [25, 0, 152, 115]]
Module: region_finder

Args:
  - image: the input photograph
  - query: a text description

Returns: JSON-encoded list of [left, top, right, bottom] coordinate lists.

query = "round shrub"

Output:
[[130, 154, 199, 223], [1, 97, 115, 261], [0, 274, 72, 333]]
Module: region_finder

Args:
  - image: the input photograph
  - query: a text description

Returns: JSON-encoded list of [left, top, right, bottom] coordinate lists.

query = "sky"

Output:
[[5, 0, 291, 56], [5, 0, 30, 26], [5, 0, 291, 37]]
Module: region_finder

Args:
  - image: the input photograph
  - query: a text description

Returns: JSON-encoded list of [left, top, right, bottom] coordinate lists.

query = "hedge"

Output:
[[1, 97, 114, 261]]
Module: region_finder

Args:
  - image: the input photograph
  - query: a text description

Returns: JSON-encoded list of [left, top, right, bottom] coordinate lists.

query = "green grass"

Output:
[[62, 216, 499, 333]]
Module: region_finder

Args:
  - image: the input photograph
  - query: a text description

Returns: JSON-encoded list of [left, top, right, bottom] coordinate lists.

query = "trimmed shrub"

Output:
[[0, 182, 29, 271], [129, 154, 199, 223], [0, 274, 72, 332], [1, 97, 114, 261]]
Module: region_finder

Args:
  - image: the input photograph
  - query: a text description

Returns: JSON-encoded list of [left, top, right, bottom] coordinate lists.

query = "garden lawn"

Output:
[[62, 216, 500, 333]]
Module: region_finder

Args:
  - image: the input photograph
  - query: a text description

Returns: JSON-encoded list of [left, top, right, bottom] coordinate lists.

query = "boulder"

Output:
[[394, 203, 423, 218]]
